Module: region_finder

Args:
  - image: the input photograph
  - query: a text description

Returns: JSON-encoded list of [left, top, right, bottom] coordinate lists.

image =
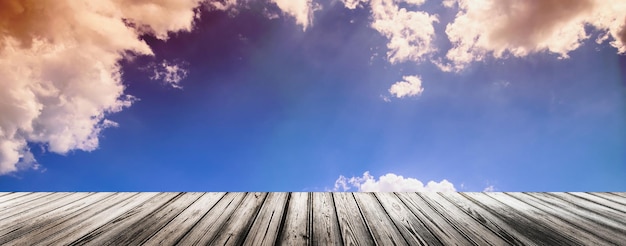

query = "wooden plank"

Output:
[[375, 193, 441, 245], [568, 192, 626, 214], [35, 193, 157, 245], [463, 192, 578, 245], [209, 192, 268, 245], [507, 192, 626, 245], [395, 192, 473, 245], [4, 193, 140, 245], [177, 192, 247, 245], [333, 192, 375, 245], [610, 192, 626, 198], [0, 192, 32, 205], [419, 193, 510, 245], [526, 193, 626, 231], [0, 192, 71, 220], [353, 193, 408, 245], [483, 192, 609, 244], [548, 192, 626, 223], [142, 192, 225, 245], [98, 192, 203, 245], [0, 193, 93, 232], [311, 192, 342, 245], [590, 192, 626, 206], [0, 193, 51, 212], [0, 192, 13, 198], [278, 192, 310, 245], [0, 192, 115, 245], [243, 192, 289, 246], [438, 192, 536, 245], [67, 192, 181, 246]]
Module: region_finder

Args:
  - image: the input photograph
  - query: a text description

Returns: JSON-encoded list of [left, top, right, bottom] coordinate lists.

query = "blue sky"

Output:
[[0, 0, 625, 191]]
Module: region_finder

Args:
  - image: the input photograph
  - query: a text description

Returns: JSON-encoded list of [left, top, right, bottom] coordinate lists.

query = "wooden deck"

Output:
[[0, 192, 625, 245]]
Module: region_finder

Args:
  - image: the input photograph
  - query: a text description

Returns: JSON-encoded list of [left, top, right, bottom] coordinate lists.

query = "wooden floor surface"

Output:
[[0, 192, 624, 245]]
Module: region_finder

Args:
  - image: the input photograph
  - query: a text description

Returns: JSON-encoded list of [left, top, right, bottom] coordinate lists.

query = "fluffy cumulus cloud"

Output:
[[440, 0, 626, 71], [388, 75, 424, 98], [334, 171, 456, 192], [370, 0, 438, 64], [0, 0, 202, 174]]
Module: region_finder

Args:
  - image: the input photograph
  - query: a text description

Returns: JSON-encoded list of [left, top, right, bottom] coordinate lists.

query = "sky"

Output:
[[0, 0, 625, 192]]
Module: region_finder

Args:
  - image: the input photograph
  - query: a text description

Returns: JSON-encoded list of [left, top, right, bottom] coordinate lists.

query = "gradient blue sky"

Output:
[[1, 0, 625, 191]]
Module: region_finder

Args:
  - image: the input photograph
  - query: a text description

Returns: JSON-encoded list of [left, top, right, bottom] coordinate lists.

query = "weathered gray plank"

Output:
[[568, 192, 626, 214], [0, 192, 13, 198], [278, 192, 310, 245], [396, 192, 473, 245], [506, 192, 626, 245], [36, 193, 157, 245], [549, 192, 626, 223], [484, 192, 609, 244], [527, 192, 626, 231], [243, 192, 288, 246], [463, 192, 578, 245], [0, 192, 52, 213], [610, 192, 626, 198], [102, 192, 203, 245], [68, 192, 181, 246], [0, 192, 115, 245], [4, 193, 140, 245], [375, 193, 441, 246], [438, 192, 536, 245], [0, 193, 69, 219], [0, 192, 32, 205], [142, 192, 225, 245], [353, 193, 408, 245], [209, 192, 268, 245], [590, 192, 626, 206], [0, 193, 93, 232], [333, 192, 375, 246], [311, 192, 342, 245], [420, 193, 510, 245], [177, 192, 247, 245]]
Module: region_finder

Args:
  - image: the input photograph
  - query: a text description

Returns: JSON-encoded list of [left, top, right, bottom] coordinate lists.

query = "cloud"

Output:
[[333, 171, 456, 192], [0, 0, 201, 175], [369, 0, 438, 64], [388, 75, 424, 98], [271, 0, 321, 30], [149, 60, 190, 89], [441, 0, 626, 71], [483, 185, 495, 192]]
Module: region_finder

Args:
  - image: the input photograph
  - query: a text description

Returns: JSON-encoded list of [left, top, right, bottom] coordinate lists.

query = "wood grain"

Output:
[[353, 192, 408, 245], [142, 192, 225, 245], [243, 192, 288, 246], [311, 192, 342, 246], [0, 192, 622, 246], [176, 192, 247, 245], [333, 192, 375, 246], [278, 192, 310, 245]]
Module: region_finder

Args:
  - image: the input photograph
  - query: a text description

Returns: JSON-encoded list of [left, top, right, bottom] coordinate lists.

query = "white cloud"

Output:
[[342, 0, 368, 9], [388, 75, 424, 98], [0, 0, 201, 175], [271, 0, 321, 30], [370, 0, 439, 64], [333, 171, 456, 192], [441, 0, 626, 71], [483, 185, 495, 192], [150, 60, 189, 89]]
